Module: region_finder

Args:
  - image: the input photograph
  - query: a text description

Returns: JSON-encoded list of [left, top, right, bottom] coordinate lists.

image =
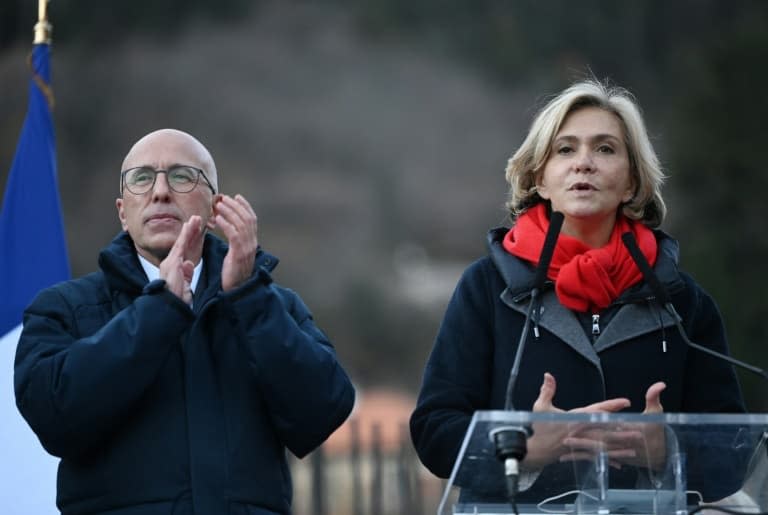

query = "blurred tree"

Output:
[[2, 0, 766, 407], [661, 5, 768, 409], [0, 0, 256, 48], [332, 0, 768, 408]]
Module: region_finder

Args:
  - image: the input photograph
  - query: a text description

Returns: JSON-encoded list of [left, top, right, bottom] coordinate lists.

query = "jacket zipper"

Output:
[[591, 313, 600, 343]]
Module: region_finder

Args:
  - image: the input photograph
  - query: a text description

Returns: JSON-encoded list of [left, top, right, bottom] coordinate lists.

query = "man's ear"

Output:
[[206, 194, 222, 230], [115, 198, 128, 230]]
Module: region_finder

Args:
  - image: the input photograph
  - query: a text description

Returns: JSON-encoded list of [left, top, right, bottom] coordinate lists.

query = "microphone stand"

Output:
[[620, 232, 768, 383], [492, 289, 538, 515], [493, 211, 564, 515]]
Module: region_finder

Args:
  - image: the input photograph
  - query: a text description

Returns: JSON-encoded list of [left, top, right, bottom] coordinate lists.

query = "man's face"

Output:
[[116, 130, 218, 265]]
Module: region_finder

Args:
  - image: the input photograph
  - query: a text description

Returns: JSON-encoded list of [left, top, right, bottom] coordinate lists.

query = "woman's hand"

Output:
[[523, 373, 631, 469], [565, 382, 667, 471], [524, 375, 668, 472]]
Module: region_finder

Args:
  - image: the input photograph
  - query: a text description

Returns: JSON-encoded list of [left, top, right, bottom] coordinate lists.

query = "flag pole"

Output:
[[34, 0, 52, 44], [30, 0, 55, 108]]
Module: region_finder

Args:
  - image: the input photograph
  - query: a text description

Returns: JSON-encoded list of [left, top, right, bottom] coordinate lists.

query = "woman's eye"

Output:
[[556, 146, 573, 155], [597, 145, 615, 154]]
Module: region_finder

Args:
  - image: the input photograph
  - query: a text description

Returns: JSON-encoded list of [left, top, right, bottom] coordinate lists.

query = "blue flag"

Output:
[[0, 43, 70, 337]]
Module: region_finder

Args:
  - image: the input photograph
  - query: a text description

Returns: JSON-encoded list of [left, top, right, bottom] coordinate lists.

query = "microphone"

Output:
[[621, 232, 768, 381], [494, 210, 564, 514], [504, 210, 564, 410]]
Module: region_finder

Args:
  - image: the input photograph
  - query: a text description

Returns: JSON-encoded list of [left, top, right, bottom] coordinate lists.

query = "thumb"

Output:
[[181, 259, 195, 284], [643, 382, 666, 414], [533, 372, 559, 412]]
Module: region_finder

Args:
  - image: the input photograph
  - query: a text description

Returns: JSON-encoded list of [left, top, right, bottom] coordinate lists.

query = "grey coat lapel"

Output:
[[593, 301, 677, 353], [501, 288, 599, 368]]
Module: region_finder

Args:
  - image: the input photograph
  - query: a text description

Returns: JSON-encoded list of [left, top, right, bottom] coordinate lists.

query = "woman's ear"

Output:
[[534, 171, 550, 200], [623, 174, 637, 204]]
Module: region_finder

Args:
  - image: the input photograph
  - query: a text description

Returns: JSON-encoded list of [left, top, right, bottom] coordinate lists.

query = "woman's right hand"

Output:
[[523, 372, 631, 469]]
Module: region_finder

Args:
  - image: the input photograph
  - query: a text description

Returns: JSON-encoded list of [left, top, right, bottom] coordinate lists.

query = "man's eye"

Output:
[[169, 169, 195, 183], [131, 171, 154, 184]]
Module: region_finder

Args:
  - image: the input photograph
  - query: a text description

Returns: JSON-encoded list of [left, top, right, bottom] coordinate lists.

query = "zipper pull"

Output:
[[662, 339, 667, 353], [591, 314, 600, 336]]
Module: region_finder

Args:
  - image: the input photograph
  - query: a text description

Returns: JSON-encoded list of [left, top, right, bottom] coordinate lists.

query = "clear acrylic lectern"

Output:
[[438, 411, 768, 515]]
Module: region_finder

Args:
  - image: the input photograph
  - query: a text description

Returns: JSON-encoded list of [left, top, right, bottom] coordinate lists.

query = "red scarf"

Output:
[[503, 203, 658, 312]]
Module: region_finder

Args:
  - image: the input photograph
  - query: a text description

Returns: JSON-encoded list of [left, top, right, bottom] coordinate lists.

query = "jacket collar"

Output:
[[487, 226, 685, 303], [487, 225, 684, 366], [98, 231, 279, 296]]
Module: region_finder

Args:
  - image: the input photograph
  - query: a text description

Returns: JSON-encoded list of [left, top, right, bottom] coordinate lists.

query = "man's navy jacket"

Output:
[[15, 232, 355, 515]]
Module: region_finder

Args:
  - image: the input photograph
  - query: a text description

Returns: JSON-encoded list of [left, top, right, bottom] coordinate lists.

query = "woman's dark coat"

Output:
[[411, 227, 746, 503]]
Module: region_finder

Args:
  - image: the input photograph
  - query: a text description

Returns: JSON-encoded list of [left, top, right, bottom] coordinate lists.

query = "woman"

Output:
[[410, 79, 746, 504]]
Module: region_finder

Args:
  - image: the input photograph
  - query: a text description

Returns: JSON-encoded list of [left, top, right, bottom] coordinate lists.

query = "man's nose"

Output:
[[151, 172, 172, 200]]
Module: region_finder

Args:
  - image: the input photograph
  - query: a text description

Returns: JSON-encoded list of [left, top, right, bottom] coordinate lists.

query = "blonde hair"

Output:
[[505, 79, 666, 227]]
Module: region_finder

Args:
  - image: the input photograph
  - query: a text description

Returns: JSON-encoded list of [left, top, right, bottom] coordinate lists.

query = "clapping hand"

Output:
[[159, 215, 205, 305], [211, 194, 258, 292]]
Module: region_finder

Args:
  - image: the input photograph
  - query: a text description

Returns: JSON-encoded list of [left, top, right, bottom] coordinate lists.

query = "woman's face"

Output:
[[536, 106, 634, 243]]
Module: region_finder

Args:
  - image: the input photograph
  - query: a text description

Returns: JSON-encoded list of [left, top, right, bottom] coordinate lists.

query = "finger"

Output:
[[601, 430, 644, 445], [559, 451, 601, 463], [213, 198, 243, 237], [644, 382, 666, 414], [160, 255, 185, 298], [234, 193, 257, 219], [216, 202, 255, 248], [606, 449, 638, 459], [184, 216, 205, 255], [181, 259, 195, 285], [532, 372, 558, 412], [182, 215, 204, 253], [571, 397, 630, 414], [560, 448, 637, 463], [182, 278, 193, 305], [562, 436, 606, 452], [167, 216, 195, 260], [215, 210, 247, 249], [216, 195, 252, 229]]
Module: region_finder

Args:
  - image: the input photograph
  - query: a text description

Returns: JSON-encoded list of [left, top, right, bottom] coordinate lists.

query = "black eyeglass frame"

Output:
[[120, 165, 217, 196]]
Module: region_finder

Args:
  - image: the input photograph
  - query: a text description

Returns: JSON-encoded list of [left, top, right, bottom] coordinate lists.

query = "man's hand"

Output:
[[159, 215, 204, 304], [213, 194, 258, 292]]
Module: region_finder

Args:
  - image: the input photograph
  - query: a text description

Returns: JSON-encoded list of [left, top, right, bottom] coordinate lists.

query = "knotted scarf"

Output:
[[503, 203, 657, 312]]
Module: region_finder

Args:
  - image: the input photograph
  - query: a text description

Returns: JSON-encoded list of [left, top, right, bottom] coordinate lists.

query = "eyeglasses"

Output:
[[120, 165, 216, 195]]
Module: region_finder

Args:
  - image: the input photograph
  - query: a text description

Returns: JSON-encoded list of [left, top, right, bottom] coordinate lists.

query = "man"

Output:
[[14, 129, 355, 515]]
